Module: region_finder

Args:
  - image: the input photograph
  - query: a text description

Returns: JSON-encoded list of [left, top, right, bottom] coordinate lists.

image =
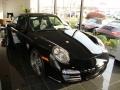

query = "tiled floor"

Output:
[[0, 39, 120, 90]]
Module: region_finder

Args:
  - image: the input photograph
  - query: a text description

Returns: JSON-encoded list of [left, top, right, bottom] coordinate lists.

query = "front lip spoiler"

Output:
[[61, 59, 108, 82], [49, 53, 109, 82]]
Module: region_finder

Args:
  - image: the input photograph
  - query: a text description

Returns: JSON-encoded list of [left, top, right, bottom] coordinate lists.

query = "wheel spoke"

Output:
[[30, 50, 43, 76]]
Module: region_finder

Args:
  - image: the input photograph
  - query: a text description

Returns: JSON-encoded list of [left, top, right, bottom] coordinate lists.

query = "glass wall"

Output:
[[30, 0, 38, 13], [30, 0, 120, 29], [30, 0, 80, 17]]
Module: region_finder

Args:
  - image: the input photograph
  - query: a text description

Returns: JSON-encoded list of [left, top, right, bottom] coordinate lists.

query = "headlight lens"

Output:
[[52, 46, 70, 64]]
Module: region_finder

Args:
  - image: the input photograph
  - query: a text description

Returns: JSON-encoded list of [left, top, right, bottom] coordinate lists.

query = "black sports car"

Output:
[[6, 13, 109, 83]]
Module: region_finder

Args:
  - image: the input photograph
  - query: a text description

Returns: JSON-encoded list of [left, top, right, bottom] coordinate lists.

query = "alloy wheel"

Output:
[[30, 49, 44, 76]]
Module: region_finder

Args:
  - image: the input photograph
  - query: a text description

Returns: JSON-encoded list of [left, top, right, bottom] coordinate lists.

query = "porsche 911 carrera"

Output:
[[6, 13, 109, 83]]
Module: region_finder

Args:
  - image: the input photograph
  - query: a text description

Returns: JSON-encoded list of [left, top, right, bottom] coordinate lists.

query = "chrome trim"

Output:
[[62, 74, 81, 82]]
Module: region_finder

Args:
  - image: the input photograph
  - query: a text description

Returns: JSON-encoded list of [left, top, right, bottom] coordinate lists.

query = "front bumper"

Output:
[[49, 53, 109, 82], [61, 62, 107, 82]]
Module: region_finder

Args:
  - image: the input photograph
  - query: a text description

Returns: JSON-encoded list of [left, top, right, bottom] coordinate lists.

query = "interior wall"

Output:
[[0, 0, 3, 18], [2, 0, 30, 18]]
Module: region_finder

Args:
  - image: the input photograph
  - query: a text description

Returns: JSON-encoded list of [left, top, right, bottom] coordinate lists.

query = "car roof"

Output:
[[19, 13, 57, 17]]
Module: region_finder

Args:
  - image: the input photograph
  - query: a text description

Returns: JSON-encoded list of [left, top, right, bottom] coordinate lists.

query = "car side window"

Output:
[[30, 17, 40, 31], [16, 16, 27, 31], [30, 17, 42, 31]]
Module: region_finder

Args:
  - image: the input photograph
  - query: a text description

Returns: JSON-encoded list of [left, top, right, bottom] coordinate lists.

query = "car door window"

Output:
[[16, 16, 27, 31], [30, 17, 40, 31]]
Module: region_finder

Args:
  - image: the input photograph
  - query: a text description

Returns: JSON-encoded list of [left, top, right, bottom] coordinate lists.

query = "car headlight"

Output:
[[52, 46, 70, 64]]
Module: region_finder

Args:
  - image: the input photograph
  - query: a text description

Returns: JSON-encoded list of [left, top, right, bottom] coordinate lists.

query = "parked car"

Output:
[[96, 21, 120, 38], [6, 13, 109, 83], [82, 19, 102, 32]]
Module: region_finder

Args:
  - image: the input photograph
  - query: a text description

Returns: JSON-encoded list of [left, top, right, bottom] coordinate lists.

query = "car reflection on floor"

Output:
[[1, 42, 120, 90]]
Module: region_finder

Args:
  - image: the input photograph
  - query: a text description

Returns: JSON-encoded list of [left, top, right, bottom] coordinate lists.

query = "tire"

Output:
[[30, 49, 45, 77]]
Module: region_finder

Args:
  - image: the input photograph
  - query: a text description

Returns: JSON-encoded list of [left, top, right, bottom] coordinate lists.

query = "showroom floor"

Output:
[[0, 38, 120, 90]]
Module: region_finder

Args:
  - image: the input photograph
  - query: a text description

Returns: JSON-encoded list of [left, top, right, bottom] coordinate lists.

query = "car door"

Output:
[[9, 16, 24, 44], [13, 15, 30, 44], [26, 16, 53, 51]]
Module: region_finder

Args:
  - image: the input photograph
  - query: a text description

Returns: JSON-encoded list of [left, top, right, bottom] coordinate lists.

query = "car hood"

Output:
[[64, 30, 103, 53], [33, 29, 104, 59]]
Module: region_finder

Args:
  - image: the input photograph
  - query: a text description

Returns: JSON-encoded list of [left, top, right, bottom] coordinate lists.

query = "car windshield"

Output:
[[30, 15, 70, 31]]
